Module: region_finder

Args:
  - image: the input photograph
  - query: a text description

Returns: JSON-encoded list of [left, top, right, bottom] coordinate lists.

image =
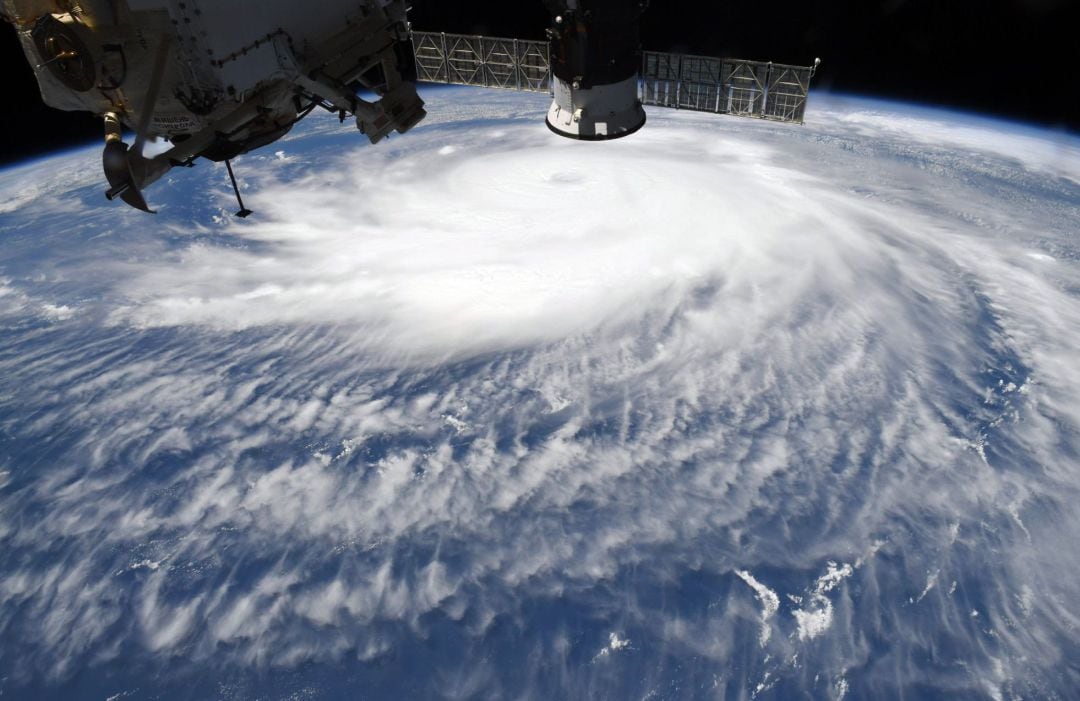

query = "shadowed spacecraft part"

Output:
[[2, 0, 818, 214]]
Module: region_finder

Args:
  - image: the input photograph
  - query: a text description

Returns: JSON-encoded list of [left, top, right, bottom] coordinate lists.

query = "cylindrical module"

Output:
[[544, 0, 648, 140]]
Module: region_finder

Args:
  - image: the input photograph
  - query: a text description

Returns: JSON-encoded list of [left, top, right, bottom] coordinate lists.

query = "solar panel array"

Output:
[[410, 31, 818, 125], [640, 52, 816, 123], [412, 32, 551, 93]]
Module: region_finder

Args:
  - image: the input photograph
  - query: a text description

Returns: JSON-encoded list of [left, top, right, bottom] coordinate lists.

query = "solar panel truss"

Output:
[[411, 31, 817, 125], [411, 31, 550, 93], [642, 52, 817, 124]]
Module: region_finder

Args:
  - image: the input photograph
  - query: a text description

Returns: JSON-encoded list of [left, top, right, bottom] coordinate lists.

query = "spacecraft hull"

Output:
[[543, 0, 647, 141], [546, 75, 646, 140], [2, 0, 425, 210]]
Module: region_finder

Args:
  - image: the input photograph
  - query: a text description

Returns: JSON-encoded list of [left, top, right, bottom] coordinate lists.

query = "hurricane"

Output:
[[1, 87, 1078, 699]]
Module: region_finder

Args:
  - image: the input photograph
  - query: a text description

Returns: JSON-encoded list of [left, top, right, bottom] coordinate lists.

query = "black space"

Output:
[[1, 1, 1076, 165]]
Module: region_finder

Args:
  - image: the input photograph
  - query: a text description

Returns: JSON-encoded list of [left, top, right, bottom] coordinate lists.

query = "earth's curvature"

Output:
[[1, 86, 1078, 699]]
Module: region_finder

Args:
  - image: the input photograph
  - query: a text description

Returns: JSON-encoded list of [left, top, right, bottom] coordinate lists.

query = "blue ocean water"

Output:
[[1, 87, 1079, 699]]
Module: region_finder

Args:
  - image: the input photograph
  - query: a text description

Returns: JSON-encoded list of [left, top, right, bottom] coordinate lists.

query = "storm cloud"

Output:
[[1, 88, 1078, 699]]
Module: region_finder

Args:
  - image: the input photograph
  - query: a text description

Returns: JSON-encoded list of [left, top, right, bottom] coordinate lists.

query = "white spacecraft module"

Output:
[[1, 0, 426, 213], [542, 0, 648, 140], [4, 0, 819, 214]]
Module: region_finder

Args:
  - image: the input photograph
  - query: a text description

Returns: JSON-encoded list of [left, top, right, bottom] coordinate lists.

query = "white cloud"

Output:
[[736, 570, 780, 646], [0, 89, 1077, 696], [792, 562, 853, 641], [40, 303, 75, 321], [593, 632, 631, 661], [104, 104, 861, 362]]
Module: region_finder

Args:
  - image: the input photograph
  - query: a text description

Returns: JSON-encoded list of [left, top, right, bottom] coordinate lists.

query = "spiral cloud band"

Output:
[[1, 88, 1078, 699]]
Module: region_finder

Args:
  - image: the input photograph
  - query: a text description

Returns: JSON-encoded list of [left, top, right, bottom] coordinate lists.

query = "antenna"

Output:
[[225, 160, 253, 219]]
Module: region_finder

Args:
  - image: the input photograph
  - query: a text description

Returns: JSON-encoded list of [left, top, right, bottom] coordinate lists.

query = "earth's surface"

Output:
[[0, 85, 1078, 700]]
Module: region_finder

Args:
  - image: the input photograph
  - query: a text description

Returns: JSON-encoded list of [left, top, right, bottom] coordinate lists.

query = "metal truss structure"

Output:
[[640, 52, 818, 123], [412, 31, 551, 93], [410, 31, 819, 125]]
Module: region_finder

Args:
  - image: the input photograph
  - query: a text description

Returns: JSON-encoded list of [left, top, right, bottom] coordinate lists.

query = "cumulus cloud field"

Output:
[[0, 87, 1079, 699]]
